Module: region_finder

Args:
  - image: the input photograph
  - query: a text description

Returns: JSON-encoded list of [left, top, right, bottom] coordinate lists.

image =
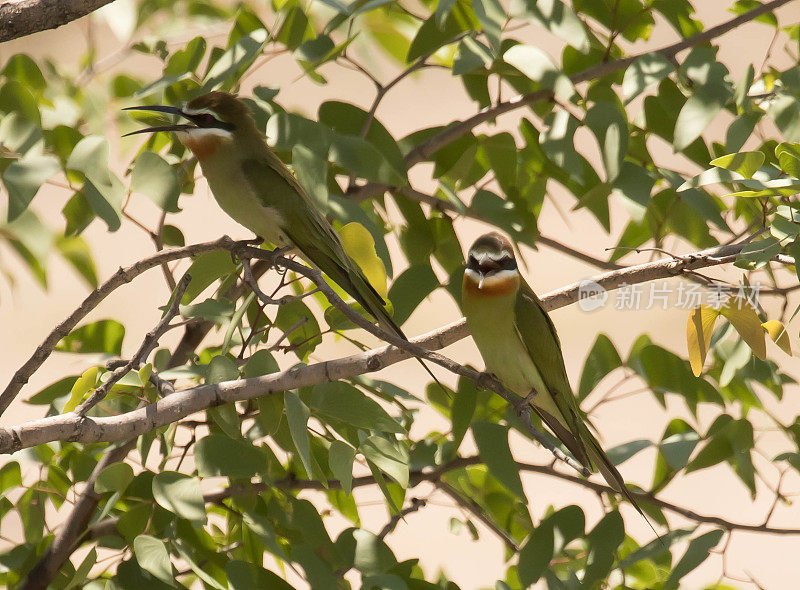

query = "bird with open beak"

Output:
[[124, 91, 441, 385], [461, 232, 657, 533]]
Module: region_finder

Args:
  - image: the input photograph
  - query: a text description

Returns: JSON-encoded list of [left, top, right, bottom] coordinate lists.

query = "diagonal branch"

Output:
[[18, 439, 137, 590], [0, 239, 757, 454], [345, 0, 796, 203], [84, 455, 800, 547], [75, 273, 191, 416], [0, 236, 241, 418], [0, 0, 116, 43]]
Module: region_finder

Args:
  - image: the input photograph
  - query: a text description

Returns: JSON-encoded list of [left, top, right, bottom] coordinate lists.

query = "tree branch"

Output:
[[75, 273, 191, 416], [84, 455, 800, 548], [18, 439, 137, 590], [0, 239, 756, 454], [345, 0, 796, 203], [0, 236, 241, 418], [0, 0, 116, 43]]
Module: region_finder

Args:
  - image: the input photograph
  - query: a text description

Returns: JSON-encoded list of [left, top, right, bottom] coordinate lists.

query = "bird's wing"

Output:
[[240, 153, 448, 392], [513, 281, 654, 525], [239, 155, 399, 337], [514, 281, 592, 468]]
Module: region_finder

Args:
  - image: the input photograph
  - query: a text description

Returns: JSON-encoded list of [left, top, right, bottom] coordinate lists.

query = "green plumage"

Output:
[[462, 240, 652, 527]]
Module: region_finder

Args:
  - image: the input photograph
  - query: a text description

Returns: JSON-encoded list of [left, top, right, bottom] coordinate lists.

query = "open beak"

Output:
[[122, 105, 195, 137]]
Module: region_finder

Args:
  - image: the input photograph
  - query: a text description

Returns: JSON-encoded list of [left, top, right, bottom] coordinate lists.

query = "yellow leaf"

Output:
[[138, 363, 153, 386], [687, 306, 719, 376], [64, 366, 99, 413], [338, 222, 388, 299], [720, 299, 767, 360], [762, 320, 792, 355]]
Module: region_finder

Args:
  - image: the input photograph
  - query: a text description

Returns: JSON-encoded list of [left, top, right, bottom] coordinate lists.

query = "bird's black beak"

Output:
[[122, 105, 194, 137]]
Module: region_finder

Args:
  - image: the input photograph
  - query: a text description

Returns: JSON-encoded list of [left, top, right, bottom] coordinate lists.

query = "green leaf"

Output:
[[687, 305, 719, 376], [677, 166, 743, 191], [709, 151, 765, 179], [577, 334, 622, 400], [275, 299, 322, 361], [63, 367, 99, 413], [330, 133, 407, 185], [407, 11, 468, 63], [329, 440, 356, 494], [665, 529, 724, 589], [66, 136, 123, 231], [56, 320, 125, 355], [206, 354, 239, 384], [503, 45, 574, 101], [285, 391, 325, 482], [151, 471, 207, 524], [585, 102, 628, 182], [386, 264, 439, 326], [310, 381, 405, 434], [3, 155, 60, 221], [674, 94, 723, 151], [606, 439, 652, 465], [0, 462, 22, 497], [2, 55, 46, 93], [181, 250, 236, 304], [518, 523, 554, 587], [510, 0, 589, 51], [769, 94, 800, 141], [27, 376, 78, 405], [622, 53, 674, 103], [56, 236, 98, 288], [133, 535, 174, 585], [583, 510, 625, 586], [180, 298, 234, 324], [452, 376, 478, 451], [195, 434, 267, 478], [360, 435, 409, 487], [613, 162, 654, 220], [472, 0, 505, 52], [227, 561, 294, 590], [453, 37, 493, 75], [472, 421, 525, 499], [95, 463, 134, 494], [131, 152, 181, 212], [204, 29, 268, 90]]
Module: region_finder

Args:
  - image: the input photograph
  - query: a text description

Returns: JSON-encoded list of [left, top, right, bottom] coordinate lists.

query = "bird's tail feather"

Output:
[[532, 406, 662, 543], [583, 429, 663, 543]]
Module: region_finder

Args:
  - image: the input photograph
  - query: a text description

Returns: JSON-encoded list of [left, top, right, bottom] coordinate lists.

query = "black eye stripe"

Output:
[[466, 252, 517, 273], [187, 112, 235, 131]]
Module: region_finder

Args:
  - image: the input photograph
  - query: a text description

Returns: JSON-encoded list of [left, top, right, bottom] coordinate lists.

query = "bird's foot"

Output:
[[513, 389, 537, 417], [474, 371, 500, 391]]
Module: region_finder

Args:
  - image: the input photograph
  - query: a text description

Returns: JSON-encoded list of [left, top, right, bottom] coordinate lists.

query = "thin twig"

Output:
[[377, 497, 427, 540], [75, 273, 191, 416], [0, 235, 241, 417], [0, 239, 771, 455]]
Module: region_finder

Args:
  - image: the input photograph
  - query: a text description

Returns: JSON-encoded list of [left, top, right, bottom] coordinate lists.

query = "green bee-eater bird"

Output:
[[124, 92, 437, 380], [462, 232, 652, 521]]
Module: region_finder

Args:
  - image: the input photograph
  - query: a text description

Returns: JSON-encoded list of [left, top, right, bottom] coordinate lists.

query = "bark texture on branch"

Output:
[[0, 0, 115, 43], [0, 240, 755, 454]]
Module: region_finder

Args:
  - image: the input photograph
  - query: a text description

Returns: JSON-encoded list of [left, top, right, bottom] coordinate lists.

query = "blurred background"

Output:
[[2, 0, 800, 587]]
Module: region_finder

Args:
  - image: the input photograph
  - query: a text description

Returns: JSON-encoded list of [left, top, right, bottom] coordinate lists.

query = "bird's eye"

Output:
[[194, 113, 218, 127], [498, 256, 517, 271], [467, 255, 479, 269]]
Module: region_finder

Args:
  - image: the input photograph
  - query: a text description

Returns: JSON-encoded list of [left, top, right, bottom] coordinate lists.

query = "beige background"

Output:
[[2, 1, 800, 587]]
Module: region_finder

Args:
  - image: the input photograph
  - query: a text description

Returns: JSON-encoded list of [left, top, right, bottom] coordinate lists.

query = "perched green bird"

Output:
[[462, 232, 652, 521], [124, 92, 433, 375]]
